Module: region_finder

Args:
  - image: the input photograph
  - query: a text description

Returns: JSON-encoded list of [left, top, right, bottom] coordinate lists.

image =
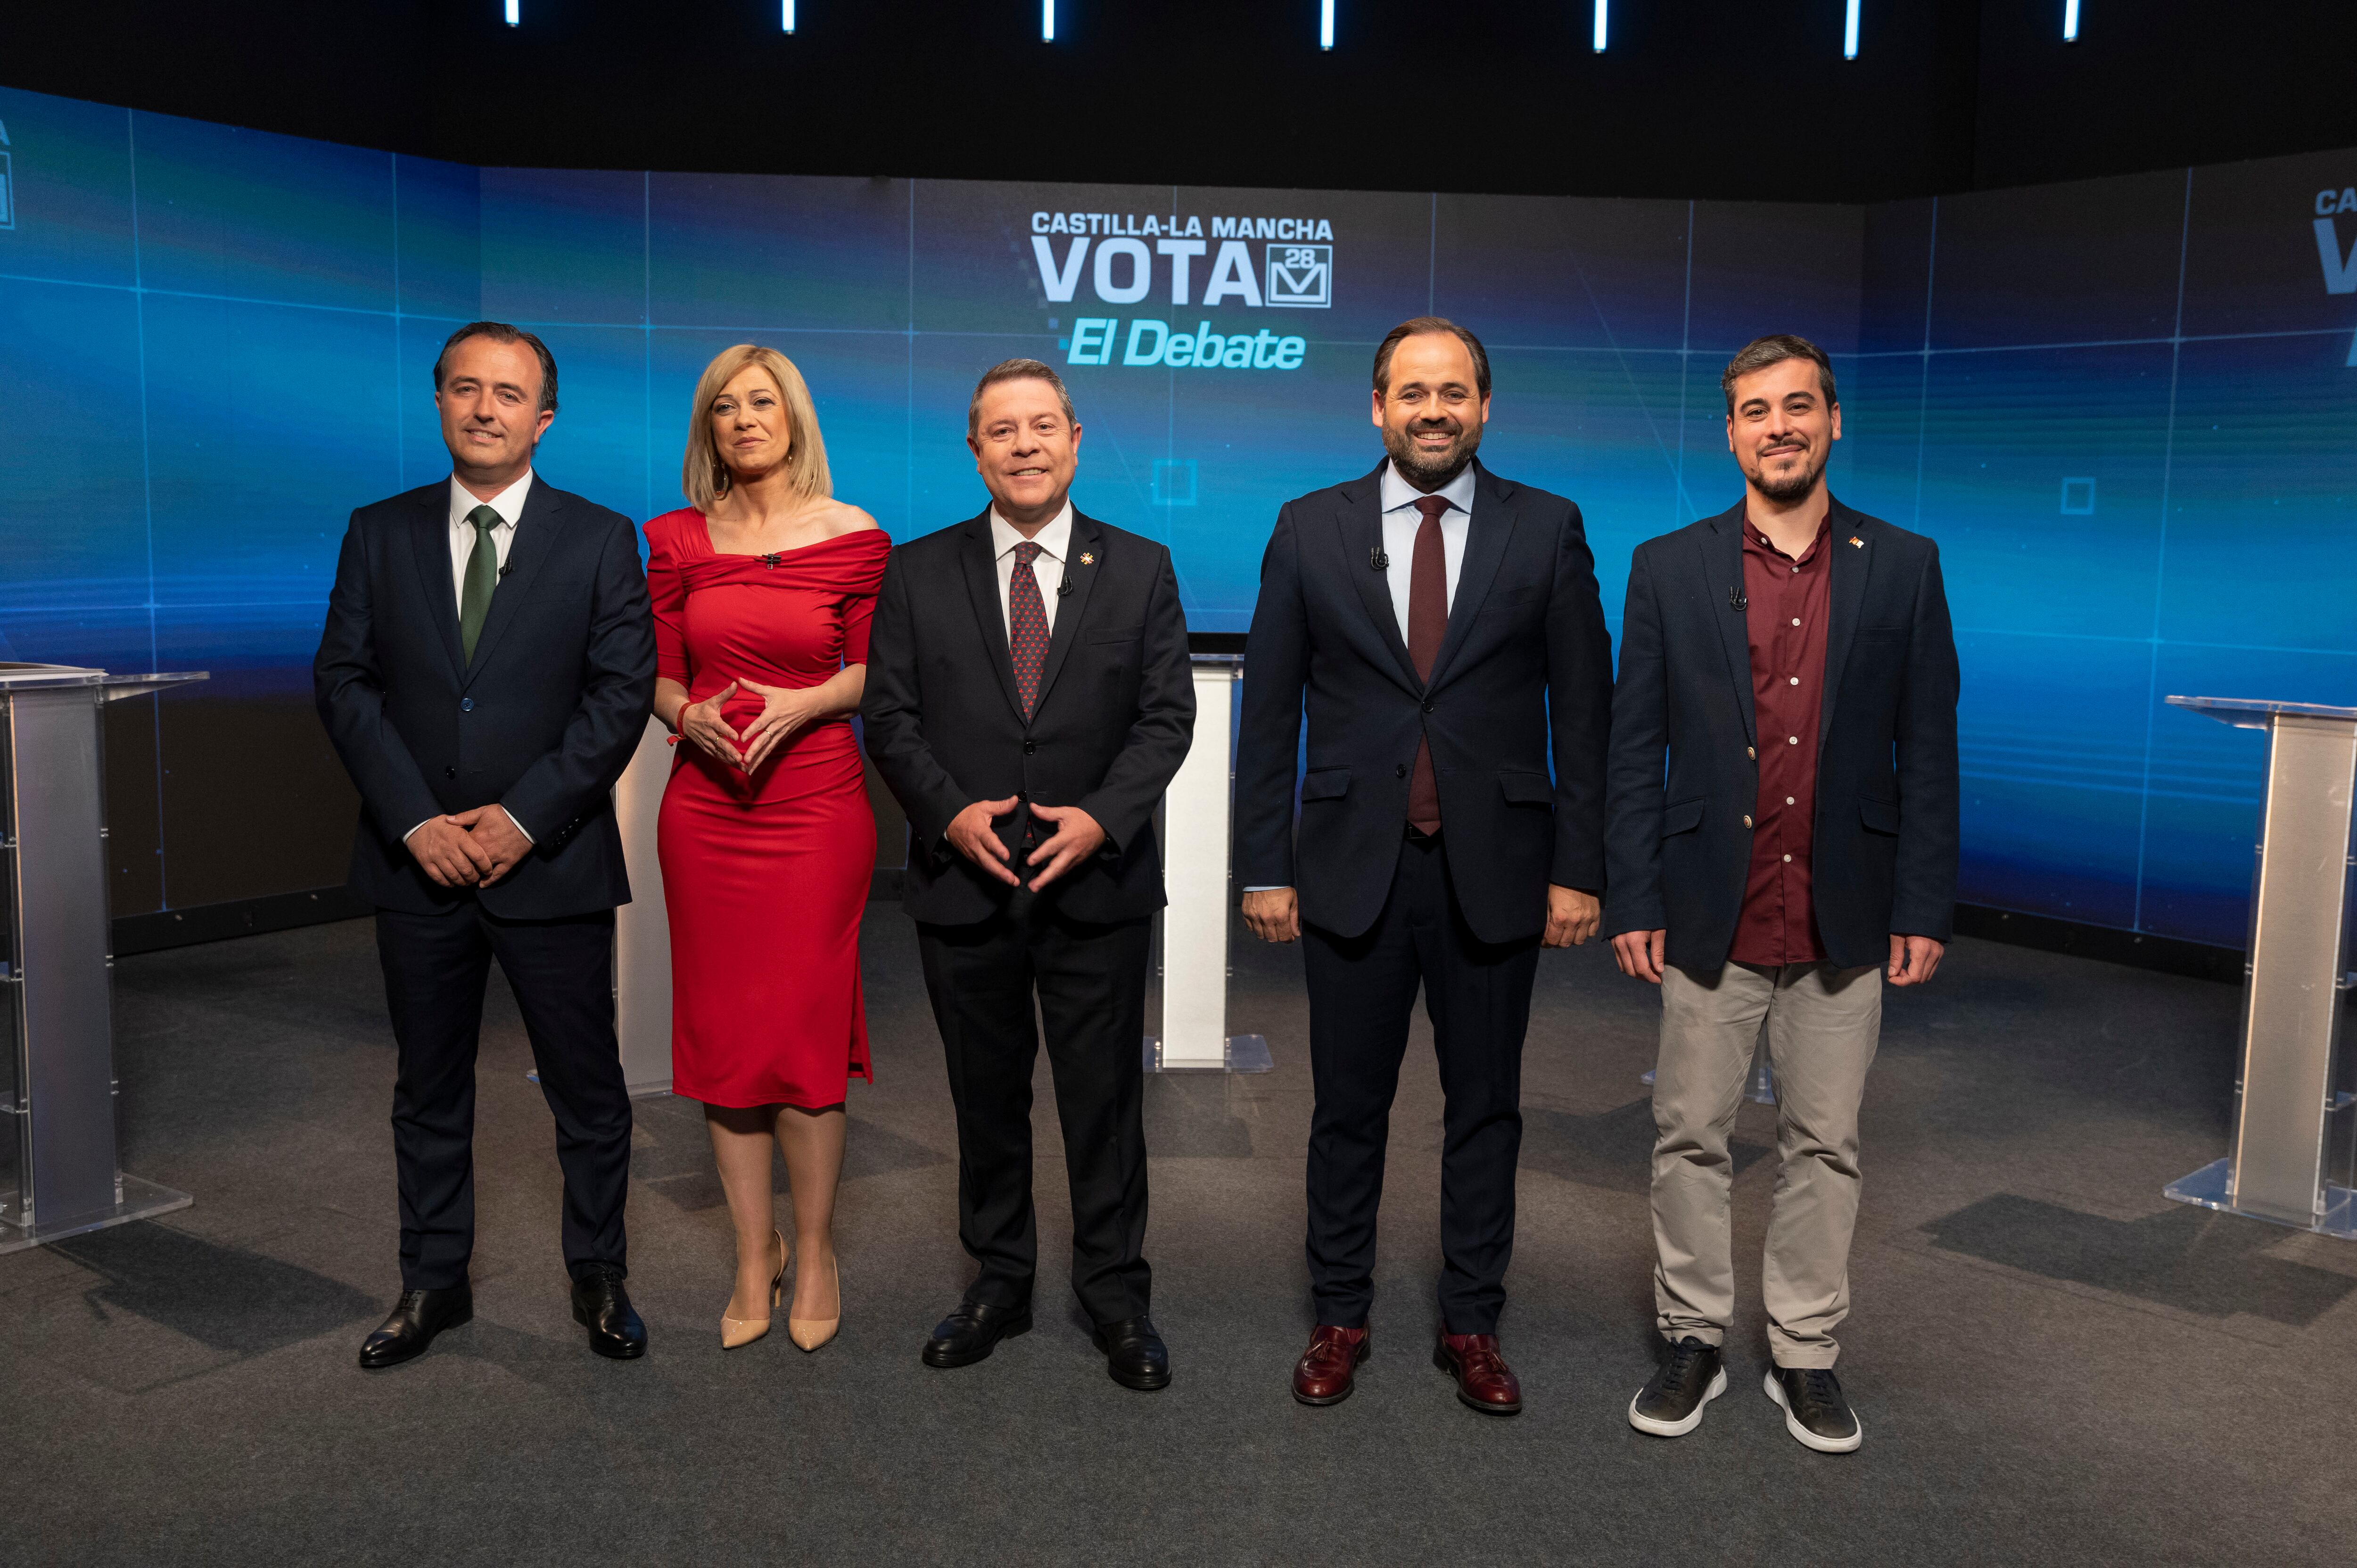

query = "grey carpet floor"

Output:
[[0, 909, 2347, 1566]]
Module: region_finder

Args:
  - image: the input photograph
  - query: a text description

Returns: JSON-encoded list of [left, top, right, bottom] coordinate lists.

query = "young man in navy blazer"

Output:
[[315, 323, 656, 1370], [1236, 319, 1614, 1415], [1608, 335, 1959, 1453]]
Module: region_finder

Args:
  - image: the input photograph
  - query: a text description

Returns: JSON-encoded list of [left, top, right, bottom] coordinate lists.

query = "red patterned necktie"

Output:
[[1008, 540, 1050, 721], [1406, 495, 1449, 835]]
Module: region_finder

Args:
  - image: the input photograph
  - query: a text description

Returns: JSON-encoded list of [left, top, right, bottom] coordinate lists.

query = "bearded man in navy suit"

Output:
[[1236, 318, 1614, 1416]]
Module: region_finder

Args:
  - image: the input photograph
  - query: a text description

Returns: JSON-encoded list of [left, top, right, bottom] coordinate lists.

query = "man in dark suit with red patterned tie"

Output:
[[1236, 319, 1614, 1414], [862, 359, 1195, 1392]]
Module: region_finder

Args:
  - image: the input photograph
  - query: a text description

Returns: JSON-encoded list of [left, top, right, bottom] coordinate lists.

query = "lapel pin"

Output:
[[1078, 551, 1095, 566], [1848, 535, 1864, 548]]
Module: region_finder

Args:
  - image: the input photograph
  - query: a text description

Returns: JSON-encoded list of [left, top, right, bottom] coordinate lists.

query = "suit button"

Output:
[[1742, 814, 1753, 828], [1422, 700, 1434, 714], [444, 766, 456, 779], [461, 698, 474, 712], [1023, 739, 1037, 754], [1395, 763, 1408, 779], [1017, 789, 1029, 801]]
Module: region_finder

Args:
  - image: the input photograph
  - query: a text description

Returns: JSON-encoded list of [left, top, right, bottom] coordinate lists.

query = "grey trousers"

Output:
[[1650, 960, 1881, 1368]]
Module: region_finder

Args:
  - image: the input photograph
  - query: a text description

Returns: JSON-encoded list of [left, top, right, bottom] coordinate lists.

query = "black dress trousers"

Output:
[[375, 903, 633, 1291], [915, 888, 1153, 1326], [1301, 833, 1540, 1336]]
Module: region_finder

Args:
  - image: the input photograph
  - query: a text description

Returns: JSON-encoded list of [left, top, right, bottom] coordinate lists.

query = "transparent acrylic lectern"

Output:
[[1144, 654, 1271, 1074], [2162, 696, 2357, 1239], [0, 663, 208, 1253]]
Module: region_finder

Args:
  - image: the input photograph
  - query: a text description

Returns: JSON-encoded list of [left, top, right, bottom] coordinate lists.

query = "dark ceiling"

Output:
[[6, 0, 2352, 201]]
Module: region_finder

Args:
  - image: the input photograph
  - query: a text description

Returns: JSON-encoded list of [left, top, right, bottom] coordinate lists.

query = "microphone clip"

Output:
[[1370, 548, 1390, 571], [1728, 585, 1748, 612], [1056, 576, 1072, 597]]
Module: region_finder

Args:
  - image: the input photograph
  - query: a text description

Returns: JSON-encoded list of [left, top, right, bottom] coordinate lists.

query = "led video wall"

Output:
[[1, 82, 2352, 948]]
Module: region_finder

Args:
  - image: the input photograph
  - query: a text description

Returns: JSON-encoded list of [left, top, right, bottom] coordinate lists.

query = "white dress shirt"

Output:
[[990, 502, 1073, 638], [446, 470, 532, 604], [1377, 459, 1475, 640], [1242, 462, 1476, 894], [405, 470, 537, 846]]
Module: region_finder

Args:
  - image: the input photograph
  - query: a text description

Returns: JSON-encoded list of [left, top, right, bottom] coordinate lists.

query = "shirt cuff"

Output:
[[1242, 886, 1287, 893], [403, 818, 436, 844]]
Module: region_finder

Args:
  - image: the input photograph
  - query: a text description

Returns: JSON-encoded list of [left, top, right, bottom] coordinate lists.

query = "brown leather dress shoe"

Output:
[[1293, 1325, 1370, 1405], [1433, 1332, 1523, 1415]]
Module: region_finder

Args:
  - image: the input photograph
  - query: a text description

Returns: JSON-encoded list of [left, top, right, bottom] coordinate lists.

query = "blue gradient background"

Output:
[[2, 85, 2352, 945]]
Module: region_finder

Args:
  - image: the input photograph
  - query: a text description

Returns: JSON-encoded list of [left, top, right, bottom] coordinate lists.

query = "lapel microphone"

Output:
[[1370, 548, 1389, 571], [498, 564, 514, 578], [1728, 585, 1747, 611], [1057, 576, 1072, 597]]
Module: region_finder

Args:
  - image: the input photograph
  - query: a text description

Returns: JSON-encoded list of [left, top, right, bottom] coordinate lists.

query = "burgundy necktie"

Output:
[[1008, 540, 1049, 721], [1406, 495, 1449, 835]]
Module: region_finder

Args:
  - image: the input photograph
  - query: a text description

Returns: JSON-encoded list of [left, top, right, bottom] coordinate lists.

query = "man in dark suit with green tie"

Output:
[[314, 322, 656, 1369]]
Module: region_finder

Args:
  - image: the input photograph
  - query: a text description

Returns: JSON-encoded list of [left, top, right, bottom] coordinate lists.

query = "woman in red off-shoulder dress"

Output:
[[648, 345, 889, 1355]]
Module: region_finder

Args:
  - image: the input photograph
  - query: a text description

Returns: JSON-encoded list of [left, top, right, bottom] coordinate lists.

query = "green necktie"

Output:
[[459, 503, 502, 664]]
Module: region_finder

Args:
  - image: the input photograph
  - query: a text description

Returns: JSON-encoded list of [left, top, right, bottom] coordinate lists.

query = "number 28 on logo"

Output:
[[1266, 244, 1332, 308]]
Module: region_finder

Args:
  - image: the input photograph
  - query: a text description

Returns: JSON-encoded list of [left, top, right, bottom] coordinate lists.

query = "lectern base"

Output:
[[0, 1173, 193, 1256], [1143, 1034, 1275, 1075], [2163, 1157, 2357, 1240]]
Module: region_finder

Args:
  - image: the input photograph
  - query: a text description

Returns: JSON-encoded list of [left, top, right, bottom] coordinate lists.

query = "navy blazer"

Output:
[[1235, 460, 1614, 945], [1603, 498, 1960, 972], [861, 507, 1195, 927], [313, 478, 657, 919]]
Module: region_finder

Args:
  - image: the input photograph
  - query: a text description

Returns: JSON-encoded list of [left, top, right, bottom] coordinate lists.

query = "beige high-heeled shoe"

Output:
[[721, 1229, 787, 1350], [787, 1250, 840, 1352]]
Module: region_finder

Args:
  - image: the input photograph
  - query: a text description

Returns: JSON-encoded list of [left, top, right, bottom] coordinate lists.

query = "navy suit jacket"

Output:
[[1235, 460, 1614, 945], [861, 506, 1195, 927], [1603, 497, 1960, 972], [312, 478, 657, 919]]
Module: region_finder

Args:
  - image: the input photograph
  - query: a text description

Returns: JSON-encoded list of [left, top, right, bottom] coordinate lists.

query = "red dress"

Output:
[[645, 510, 892, 1109]]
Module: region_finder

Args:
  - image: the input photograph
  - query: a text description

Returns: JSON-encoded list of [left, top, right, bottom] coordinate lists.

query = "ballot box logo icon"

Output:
[[1266, 245, 1332, 308]]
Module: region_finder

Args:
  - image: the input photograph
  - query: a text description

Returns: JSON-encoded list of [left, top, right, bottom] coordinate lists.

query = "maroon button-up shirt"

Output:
[[1731, 516, 1833, 967]]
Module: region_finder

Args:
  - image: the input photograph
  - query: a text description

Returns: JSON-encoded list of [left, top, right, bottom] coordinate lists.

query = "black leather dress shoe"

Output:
[[1092, 1316, 1170, 1392], [570, 1267, 648, 1360], [358, 1282, 473, 1370], [921, 1299, 1033, 1369]]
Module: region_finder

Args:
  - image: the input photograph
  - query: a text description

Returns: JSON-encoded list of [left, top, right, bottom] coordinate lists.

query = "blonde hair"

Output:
[[681, 344, 832, 511]]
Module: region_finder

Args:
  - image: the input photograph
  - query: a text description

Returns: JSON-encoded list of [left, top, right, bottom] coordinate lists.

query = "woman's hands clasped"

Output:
[[676, 680, 745, 767], [676, 678, 823, 772], [737, 679, 823, 771]]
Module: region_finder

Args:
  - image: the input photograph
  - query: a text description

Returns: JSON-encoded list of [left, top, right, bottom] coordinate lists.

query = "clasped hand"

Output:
[[407, 803, 531, 888], [946, 796, 1105, 891], [678, 679, 819, 772]]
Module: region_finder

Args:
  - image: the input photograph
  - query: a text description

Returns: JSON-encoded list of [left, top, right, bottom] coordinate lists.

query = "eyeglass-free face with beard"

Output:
[[1726, 357, 1842, 507], [1371, 332, 1491, 490]]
